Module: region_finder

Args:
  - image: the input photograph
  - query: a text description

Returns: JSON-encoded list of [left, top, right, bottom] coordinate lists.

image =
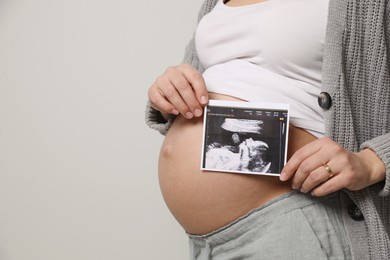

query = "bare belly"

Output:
[[158, 93, 316, 235]]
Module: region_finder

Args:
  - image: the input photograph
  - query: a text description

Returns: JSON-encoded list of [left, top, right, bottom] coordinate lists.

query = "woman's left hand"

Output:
[[279, 137, 386, 196]]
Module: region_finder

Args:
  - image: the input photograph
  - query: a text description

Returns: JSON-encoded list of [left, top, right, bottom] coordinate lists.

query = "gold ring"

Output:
[[324, 164, 334, 178]]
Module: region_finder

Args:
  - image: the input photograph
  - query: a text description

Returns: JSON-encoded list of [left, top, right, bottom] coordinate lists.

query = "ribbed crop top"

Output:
[[195, 0, 329, 138]]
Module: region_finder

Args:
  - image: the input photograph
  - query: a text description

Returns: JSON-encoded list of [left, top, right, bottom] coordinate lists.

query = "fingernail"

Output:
[[172, 109, 179, 115], [185, 112, 193, 119], [194, 109, 202, 117], [279, 172, 287, 181], [200, 96, 208, 105]]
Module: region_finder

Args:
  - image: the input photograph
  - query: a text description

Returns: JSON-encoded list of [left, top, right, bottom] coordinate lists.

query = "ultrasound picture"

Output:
[[201, 100, 289, 176]]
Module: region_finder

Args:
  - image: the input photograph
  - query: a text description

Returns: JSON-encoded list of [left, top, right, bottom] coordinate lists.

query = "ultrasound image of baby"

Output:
[[205, 118, 271, 173]]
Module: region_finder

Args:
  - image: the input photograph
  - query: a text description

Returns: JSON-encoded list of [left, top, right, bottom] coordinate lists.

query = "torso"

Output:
[[158, 0, 324, 236], [158, 93, 316, 235]]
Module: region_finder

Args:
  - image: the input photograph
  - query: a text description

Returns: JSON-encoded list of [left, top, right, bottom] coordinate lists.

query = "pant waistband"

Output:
[[188, 190, 341, 247]]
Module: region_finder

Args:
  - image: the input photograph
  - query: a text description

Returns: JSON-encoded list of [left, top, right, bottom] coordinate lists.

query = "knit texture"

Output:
[[322, 1, 390, 258], [145, 0, 390, 258]]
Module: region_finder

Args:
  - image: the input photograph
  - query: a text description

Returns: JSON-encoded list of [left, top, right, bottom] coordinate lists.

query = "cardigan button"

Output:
[[318, 92, 332, 110], [347, 203, 364, 221]]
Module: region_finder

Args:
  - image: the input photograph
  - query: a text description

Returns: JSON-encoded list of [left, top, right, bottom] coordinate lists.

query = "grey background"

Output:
[[0, 0, 202, 259]]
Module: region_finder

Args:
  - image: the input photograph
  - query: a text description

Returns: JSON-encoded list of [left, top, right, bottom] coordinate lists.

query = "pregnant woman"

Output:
[[146, 0, 390, 259]]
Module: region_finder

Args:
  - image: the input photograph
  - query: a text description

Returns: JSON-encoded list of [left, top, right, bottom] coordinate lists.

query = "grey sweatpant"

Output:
[[188, 190, 352, 260]]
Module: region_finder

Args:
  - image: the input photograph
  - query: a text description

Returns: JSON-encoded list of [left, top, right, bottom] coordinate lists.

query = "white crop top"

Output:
[[195, 0, 329, 138]]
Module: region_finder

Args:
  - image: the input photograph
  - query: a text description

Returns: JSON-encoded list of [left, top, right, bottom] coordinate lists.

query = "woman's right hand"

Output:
[[148, 64, 209, 119]]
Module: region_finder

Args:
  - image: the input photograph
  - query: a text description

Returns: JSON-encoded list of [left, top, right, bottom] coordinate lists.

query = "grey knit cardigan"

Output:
[[145, 0, 390, 259]]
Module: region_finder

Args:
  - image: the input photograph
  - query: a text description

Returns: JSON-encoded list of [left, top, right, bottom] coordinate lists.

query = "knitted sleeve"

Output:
[[144, 0, 212, 135], [359, 1, 390, 196], [361, 134, 390, 196]]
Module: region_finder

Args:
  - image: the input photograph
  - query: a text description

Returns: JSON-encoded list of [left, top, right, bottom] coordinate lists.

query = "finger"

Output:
[[160, 81, 195, 119], [180, 64, 209, 106], [148, 85, 179, 115], [310, 174, 347, 197], [280, 139, 323, 181], [299, 165, 332, 193], [291, 150, 331, 189], [168, 70, 202, 118]]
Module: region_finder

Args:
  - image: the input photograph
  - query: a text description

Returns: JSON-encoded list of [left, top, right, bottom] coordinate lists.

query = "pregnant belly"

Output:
[[158, 93, 316, 235]]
